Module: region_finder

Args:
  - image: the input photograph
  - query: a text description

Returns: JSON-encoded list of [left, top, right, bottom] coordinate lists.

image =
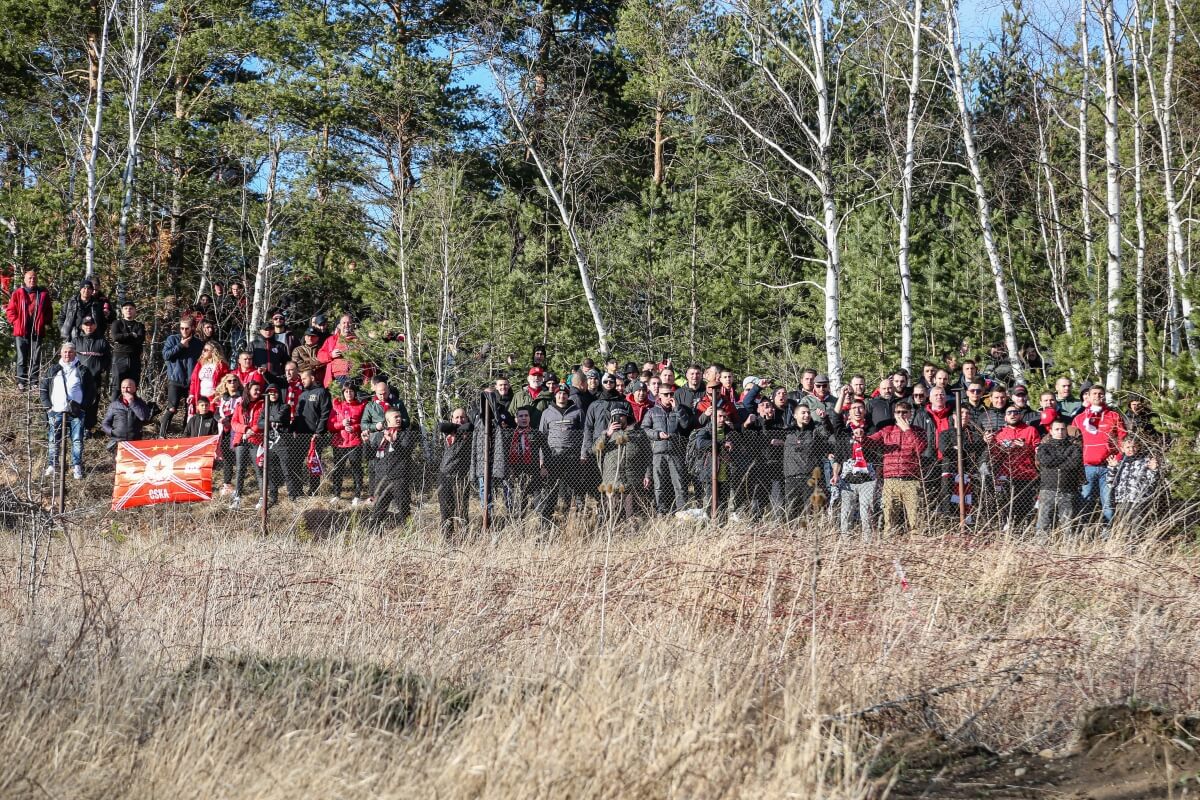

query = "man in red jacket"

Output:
[[1071, 384, 1126, 522], [992, 406, 1041, 528], [864, 400, 927, 534], [5, 268, 52, 390]]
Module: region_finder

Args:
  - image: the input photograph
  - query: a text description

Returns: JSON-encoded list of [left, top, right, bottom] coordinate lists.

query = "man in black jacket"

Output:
[[110, 301, 146, 400], [1036, 418, 1083, 534], [59, 279, 111, 340], [438, 407, 474, 539], [101, 378, 152, 451], [288, 368, 332, 498], [72, 316, 111, 430], [673, 364, 707, 414], [251, 320, 287, 376]]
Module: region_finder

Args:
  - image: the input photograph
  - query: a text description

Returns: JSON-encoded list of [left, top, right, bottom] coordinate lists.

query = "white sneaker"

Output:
[[44, 466, 54, 478], [72, 466, 83, 480], [254, 499, 264, 511], [729, 511, 745, 524], [350, 497, 360, 508], [229, 496, 241, 510]]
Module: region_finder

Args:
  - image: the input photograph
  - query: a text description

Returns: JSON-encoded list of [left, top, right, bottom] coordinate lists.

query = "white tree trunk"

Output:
[[115, 0, 152, 277], [196, 216, 214, 302], [1078, 0, 1101, 377], [249, 140, 279, 332], [487, 62, 611, 355], [941, 0, 1023, 383], [1033, 84, 1073, 334], [1101, 0, 1122, 394], [1131, 9, 1147, 378], [896, 0, 922, 372], [84, 3, 117, 281], [809, 0, 843, 388]]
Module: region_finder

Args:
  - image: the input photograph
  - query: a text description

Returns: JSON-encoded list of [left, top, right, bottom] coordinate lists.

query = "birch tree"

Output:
[[81, 0, 118, 280], [1100, 0, 1122, 392], [683, 0, 847, 387], [939, 0, 1023, 382]]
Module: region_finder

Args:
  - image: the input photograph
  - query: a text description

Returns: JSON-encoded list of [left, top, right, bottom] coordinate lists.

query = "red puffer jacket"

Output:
[[231, 398, 264, 447], [328, 397, 366, 448], [865, 425, 927, 480]]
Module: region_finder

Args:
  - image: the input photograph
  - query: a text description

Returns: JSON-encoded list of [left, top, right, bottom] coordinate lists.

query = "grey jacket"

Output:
[[539, 403, 582, 455], [642, 404, 693, 455]]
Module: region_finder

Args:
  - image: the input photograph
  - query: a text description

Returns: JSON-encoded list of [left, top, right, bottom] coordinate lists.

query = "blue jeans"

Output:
[[47, 411, 84, 468], [477, 476, 512, 519], [1081, 464, 1112, 522]]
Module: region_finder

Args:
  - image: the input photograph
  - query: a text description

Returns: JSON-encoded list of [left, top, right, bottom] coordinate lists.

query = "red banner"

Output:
[[112, 436, 219, 510]]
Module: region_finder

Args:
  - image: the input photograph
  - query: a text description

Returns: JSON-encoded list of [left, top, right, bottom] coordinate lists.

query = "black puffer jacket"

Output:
[[782, 421, 828, 479], [101, 397, 152, 441], [1036, 436, 1084, 491]]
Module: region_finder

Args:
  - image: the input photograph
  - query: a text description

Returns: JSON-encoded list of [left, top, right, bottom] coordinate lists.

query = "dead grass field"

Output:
[[4, 508, 1200, 799]]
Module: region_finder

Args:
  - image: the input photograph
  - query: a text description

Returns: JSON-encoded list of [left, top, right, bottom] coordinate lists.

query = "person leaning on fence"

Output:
[[41, 341, 94, 481], [328, 381, 367, 505], [594, 405, 641, 522], [255, 383, 293, 510], [991, 404, 1041, 529], [642, 385, 694, 514], [289, 368, 332, 498], [538, 384, 583, 521], [227, 376, 266, 510], [864, 400, 927, 534], [101, 378, 152, 453], [369, 409, 422, 524], [503, 408, 543, 520], [438, 408, 474, 539], [1108, 436, 1163, 530], [782, 403, 827, 522], [736, 397, 785, 518], [1035, 416, 1083, 535], [215, 374, 242, 496]]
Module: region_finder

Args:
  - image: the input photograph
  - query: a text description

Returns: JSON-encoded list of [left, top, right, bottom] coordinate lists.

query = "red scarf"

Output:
[[849, 419, 867, 468], [508, 427, 533, 466], [286, 379, 303, 412]]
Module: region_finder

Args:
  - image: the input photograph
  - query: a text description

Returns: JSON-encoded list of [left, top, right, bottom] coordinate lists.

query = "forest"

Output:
[[1, 0, 1198, 420]]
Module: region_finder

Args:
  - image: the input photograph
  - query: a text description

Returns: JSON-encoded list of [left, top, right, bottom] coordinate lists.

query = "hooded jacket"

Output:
[[1036, 436, 1083, 491], [162, 333, 204, 385], [329, 397, 366, 448], [991, 423, 1041, 481], [1072, 405, 1127, 466]]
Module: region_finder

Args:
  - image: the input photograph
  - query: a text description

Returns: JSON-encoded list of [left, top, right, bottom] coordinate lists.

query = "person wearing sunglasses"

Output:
[[991, 405, 1041, 530], [160, 315, 205, 437]]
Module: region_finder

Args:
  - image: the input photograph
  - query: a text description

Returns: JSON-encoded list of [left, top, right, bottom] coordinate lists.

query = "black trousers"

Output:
[[330, 445, 364, 497], [373, 476, 413, 521], [110, 355, 142, 401], [15, 336, 41, 388], [439, 473, 471, 535], [159, 381, 189, 436]]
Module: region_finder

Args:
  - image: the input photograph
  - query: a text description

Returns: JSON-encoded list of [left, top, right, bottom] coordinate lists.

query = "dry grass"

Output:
[[3, 510, 1200, 799]]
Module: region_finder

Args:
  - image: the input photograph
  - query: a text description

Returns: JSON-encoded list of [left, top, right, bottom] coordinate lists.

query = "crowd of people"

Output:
[[5, 268, 1170, 539]]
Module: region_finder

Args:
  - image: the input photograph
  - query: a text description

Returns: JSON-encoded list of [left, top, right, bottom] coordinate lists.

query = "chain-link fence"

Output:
[[2, 381, 1191, 543]]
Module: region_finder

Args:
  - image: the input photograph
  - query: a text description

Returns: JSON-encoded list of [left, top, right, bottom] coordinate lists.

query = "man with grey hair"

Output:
[[41, 342, 95, 480]]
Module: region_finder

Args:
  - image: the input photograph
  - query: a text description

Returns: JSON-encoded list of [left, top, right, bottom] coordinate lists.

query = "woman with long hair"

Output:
[[188, 341, 230, 414], [228, 377, 265, 509], [215, 373, 243, 495]]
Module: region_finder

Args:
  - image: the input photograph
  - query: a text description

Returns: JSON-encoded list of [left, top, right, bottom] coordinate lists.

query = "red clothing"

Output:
[[5, 285, 52, 337], [1071, 405, 1127, 466], [991, 423, 1040, 480], [234, 366, 258, 387], [925, 405, 954, 459], [865, 424, 927, 479], [231, 398, 264, 447], [626, 393, 652, 425], [189, 361, 229, 403], [328, 397, 366, 447], [696, 386, 738, 419], [285, 378, 303, 414], [316, 332, 352, 387]]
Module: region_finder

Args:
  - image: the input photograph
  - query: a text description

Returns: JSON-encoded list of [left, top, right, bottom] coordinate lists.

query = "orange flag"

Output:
[[112, 436, 220, 511]]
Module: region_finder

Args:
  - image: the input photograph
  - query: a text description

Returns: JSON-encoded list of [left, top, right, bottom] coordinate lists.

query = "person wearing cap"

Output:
[[991, 404, 1041, 529], [71, 315, 111, 431], [6, 269, 52, 390], [269, 309, 297, 354], [594, 405, 642, 521], [256, 382, 294, 509], [509, 366, 552, 427], [625, 380, 653, 426], [250, 318, 287, 376], [59, 279, 111, 341], [539, 383, 584, 520], [109, 300, 146, 400], [290, 326, 326, 384], [1010, 385, 1043, 433], [160, 315, 205, 437]]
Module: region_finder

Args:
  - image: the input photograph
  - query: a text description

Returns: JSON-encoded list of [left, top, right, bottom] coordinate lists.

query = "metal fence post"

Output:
[[261, 392, 270, 536], [954, 389, 965, 531], [481, 394, 492, 535], [709, 387, 718, 523]]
